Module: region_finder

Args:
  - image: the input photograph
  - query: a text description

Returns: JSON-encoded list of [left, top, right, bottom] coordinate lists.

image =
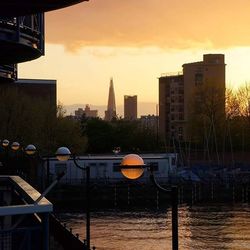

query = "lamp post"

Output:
[[120, 154, 178, 250], [55, 147, 91, 250], [0, 139, 22, 175]]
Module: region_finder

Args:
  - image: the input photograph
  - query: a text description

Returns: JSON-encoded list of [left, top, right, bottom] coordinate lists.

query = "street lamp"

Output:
[[120, 154, 144, 179], [11, 142, 20, 151], [120, 154, 179, 250], [0, 139, 21, 175], [25, 144, 37, 155], [55, 147, 91, 250], [2, 139, 9, 147]]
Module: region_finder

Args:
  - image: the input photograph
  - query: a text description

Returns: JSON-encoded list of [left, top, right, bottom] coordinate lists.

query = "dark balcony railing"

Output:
[[0, 64, 17, 82], [0, 14, 44, 64]]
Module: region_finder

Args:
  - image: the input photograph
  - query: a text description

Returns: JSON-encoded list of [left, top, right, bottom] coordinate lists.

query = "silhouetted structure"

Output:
[[105, 78, 117, 121], [159, 54, 225, 142], [124, 95, 137, 120], [75, 105, 98, 119]]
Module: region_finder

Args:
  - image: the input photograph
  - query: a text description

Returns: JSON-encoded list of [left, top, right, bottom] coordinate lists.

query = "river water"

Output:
[[58, 204, 250, 250]]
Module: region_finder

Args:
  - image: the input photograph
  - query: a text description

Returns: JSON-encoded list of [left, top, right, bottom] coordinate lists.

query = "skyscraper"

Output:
[[105, 78, 116, 121], [159, 54, 225, 142], [124, 95, 137, 120]]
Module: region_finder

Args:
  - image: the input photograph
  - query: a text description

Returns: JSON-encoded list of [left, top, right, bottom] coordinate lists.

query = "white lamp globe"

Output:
[[25, 144, 37, 155], [2, 139, 9, 147], [56, 147, 71, 161], [11, 142, 20, 151]]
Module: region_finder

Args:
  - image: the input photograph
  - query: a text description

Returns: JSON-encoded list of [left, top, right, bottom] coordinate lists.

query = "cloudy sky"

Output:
[[19, 0, 250, 115]]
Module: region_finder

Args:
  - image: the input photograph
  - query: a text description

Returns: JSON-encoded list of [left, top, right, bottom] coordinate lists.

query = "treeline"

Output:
[[2, 83, 249, 158], [81, 117, 161, 153], [0, 88, 161, 155]]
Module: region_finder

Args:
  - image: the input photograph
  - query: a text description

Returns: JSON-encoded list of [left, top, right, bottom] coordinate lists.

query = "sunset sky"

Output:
[[19, 0, 250, 115]]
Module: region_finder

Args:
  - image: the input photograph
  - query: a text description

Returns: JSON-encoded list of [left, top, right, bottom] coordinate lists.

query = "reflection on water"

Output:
[[59, 205, 250, 250]]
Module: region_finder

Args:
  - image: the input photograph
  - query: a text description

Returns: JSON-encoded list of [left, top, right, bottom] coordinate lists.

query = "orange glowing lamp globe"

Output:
[[120, 154, 145, 180]]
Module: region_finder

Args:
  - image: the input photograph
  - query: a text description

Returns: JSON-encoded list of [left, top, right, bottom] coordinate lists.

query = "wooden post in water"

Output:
[[156, 190, 159, 210], [211, 181, 214, 201], [114, 184, 117, 208], [232, 184, 235, 203], [181, 186, 184, 204], [194, 183, 197, 203], [242, 185, 245, 203], [198, 183, 201, 202], [191, 184, 194, 205], [127, 183, 130, 206], [178, 187, 181, 205], [247, 185, 249, 203]]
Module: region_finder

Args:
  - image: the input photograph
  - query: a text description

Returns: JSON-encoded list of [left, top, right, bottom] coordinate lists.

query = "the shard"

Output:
[[105, 78, 117, 121]]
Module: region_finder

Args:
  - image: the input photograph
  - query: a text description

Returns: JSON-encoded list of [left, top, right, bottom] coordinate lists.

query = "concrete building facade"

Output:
[[124, 95, 137, 120], [159, 73, 184, 141], [159, 54, 226, 143]]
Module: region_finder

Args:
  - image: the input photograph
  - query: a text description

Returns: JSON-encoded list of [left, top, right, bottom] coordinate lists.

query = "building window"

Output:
[[113, 163, 120, 172], [178, 97, 184, 103], [195, 73, 203, 85], [179, 114, 184, 120], [149, 162, 159, 171], [178, 106, 184, 112], [178, 89, 184, 94], [99, 163, 107, 167]]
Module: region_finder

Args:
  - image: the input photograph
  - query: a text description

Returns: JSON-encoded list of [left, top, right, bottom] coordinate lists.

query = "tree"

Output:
[[81, 117, 162, 154], [0, 88, 86, 155], [187, 83, 225, 163]]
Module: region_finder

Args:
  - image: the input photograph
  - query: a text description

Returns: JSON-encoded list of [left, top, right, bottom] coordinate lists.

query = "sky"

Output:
[[19, 0, 250, 115]]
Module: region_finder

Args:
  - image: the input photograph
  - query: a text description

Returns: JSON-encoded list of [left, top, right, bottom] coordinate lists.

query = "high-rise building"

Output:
[[124, 95, 137, 120], [159, 54, 226, 142], [159, 73, 184, 142], [105, 78, 116, 121]]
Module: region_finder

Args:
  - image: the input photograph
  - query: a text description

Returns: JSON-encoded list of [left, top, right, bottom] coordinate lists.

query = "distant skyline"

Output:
[[18, 1, 250, 109], [65, 102, 157, 118]]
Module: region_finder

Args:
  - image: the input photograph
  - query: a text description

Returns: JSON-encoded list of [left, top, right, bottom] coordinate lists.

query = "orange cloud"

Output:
[[46, 0, 250, 51]]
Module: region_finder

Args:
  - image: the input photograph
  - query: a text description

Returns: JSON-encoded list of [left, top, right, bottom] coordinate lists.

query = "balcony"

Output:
[[0, 14, 44, 64], [0, 64, 17, 82]]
